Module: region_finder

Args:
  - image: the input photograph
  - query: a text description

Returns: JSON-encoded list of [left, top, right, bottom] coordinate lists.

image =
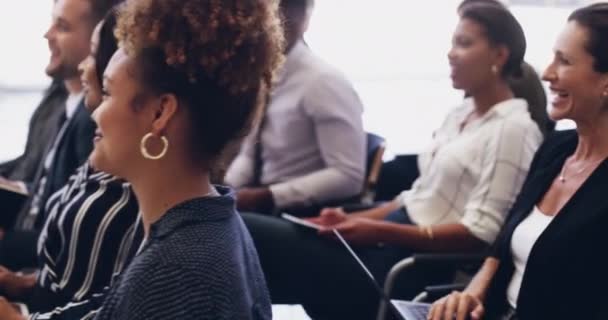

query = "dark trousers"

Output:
[[243, 209, 446, 319]]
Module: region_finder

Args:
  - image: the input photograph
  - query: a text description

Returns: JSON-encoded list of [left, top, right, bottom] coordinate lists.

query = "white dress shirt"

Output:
[[397, 98, 542, 243], [226, 40, 366, 209], [506, 206, 554, 308]]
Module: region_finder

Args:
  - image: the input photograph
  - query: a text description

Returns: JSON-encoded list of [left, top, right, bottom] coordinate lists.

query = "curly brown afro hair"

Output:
[[115, 0, 284, 175]]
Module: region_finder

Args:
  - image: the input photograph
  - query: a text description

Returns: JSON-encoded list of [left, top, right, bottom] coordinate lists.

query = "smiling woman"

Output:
[[428, 4, 608, 320], [84, 1, 284, 319]]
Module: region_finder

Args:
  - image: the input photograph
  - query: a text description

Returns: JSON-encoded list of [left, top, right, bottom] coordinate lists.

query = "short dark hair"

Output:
[[280, 0, 314, 9], [460, 3, 526, 78], [568, 3, 608, 73], [457, 0, 506, 12], [116, 0, 284, 168], [94, 7, 119, 87], [88, 0, 123, 23]]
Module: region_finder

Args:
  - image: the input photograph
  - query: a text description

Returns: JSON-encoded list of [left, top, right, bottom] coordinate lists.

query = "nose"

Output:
[[44, 24, 54, 40], [78, 56, 90, 77], [542, 61, 556, 83], [78, 60, 86, 76], [447, 47, 457, 64]]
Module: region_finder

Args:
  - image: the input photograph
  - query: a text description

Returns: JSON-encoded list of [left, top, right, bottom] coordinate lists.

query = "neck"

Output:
[[129, 158, 213, 237], [470, 80, 514, 116], [64, 77, 83, 95], [573, 112, 608, 161]]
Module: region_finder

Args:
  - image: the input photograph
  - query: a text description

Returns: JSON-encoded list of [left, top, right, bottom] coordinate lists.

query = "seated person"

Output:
[[242, 4, 542, 319], [429, 4, 608, 320], [225, 0, 366, 215], [0, 79, 66, 189], [0, 1, 284, 319], [458, 0, 554, 137], [0, 0, 118, 271], [0, 9, 141, 319], [375, 0, 552, 202]]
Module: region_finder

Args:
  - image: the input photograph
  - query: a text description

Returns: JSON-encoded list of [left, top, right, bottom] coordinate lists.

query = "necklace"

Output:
[[558, 157, 604, 183]]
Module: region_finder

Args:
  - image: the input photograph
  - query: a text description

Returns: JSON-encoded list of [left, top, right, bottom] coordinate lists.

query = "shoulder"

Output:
[[293, 47, 355, 93], [534, 129, 577, 159], [157, 213, 254, 267], [490, 99, 541, 137]]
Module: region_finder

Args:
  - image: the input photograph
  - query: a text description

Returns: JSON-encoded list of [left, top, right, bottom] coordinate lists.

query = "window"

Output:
[[0, 0, 596, 162]]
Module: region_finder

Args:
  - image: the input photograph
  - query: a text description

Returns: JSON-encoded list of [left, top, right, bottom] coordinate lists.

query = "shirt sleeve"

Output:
[[28, 289, 108, 320], [269, 72, 366, 208], [32, 165, 139, 315], [460, 120, 542, 244]]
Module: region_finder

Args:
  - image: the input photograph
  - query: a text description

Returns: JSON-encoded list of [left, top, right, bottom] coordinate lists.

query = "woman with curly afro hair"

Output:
[[76, 0, 283, 319]]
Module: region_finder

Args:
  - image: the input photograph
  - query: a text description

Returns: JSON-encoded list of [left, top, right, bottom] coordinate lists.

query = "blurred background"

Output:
[[0, 0, 598, 162]]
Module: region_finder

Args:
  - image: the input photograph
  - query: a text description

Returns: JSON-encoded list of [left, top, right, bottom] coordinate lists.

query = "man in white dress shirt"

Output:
[[226, 0, 366, 215]]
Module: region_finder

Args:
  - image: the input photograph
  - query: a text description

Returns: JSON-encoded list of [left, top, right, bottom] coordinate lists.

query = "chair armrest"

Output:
[[377, 253, 484, 320], [407, 253, 485, 268], [414, 283, 468, 303]]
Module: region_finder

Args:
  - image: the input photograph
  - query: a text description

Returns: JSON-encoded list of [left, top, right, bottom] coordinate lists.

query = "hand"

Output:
[[0, 297, 25, 320], [428, 291, 485, 320], [0, 267, 36, 300], [306, 207, 348, 227], [319, 218, 382, 245], [236, 188, 275, 213]]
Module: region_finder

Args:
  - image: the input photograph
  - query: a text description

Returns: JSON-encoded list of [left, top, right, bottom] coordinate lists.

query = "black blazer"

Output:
[[30, 100, 96, 227], [0, 80, 67, 185], [486, 130, 608, 320], [0, 100, 95, 271]]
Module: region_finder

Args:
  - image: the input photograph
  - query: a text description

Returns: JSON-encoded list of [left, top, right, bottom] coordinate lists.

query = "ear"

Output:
[[602, 74, 608, 98], [492, 44, 510, 73], [150, 93, 179, 135]]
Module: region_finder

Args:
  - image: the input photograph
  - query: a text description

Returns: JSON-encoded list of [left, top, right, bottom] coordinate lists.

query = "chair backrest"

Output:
[[361, 132, 386, 204]]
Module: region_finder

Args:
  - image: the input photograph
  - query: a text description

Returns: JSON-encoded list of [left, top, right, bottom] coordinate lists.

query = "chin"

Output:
[[548, 105, 571, 121], [89, 150, 109, 173]]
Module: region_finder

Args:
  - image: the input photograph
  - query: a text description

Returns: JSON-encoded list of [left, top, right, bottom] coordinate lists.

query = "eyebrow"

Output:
[[55, 17, 70, 26]]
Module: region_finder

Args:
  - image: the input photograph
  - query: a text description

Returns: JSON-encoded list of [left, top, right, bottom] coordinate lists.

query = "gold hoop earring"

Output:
[[140, 133, 169, 160]]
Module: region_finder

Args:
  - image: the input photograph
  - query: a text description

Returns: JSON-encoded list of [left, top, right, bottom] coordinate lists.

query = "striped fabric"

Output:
[[28, 163, 141, 319]]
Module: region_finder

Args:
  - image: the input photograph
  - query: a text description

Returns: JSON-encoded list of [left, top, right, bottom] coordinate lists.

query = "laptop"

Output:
[[332, 229, 431, 320]]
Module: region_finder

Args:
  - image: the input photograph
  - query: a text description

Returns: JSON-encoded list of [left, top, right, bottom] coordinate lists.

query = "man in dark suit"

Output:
[[0, 80, 67, 187], [0, 0, 113, 270]]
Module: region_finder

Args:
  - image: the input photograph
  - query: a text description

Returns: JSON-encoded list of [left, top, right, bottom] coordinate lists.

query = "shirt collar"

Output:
[[462, 97, 528, 121], [149, 185, 236, 239], [275, 39, 309, 85], [65, 93, 84, 119]]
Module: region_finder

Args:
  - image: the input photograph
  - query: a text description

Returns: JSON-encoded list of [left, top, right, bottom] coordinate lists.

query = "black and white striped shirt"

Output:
[[28, 187, 271, 320], [27, 163, 141, 319]]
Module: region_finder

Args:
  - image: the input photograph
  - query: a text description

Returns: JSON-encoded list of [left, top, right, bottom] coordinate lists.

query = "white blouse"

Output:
[[397, 98, 543, 243], [507, 206, 555, 308]]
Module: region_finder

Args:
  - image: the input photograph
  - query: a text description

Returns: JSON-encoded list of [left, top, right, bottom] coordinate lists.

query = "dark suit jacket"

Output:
[[486, 130, 608, 320], [0, 80, 67, 186], [0, 100, 95, 270], [28, 100, 96, 225]]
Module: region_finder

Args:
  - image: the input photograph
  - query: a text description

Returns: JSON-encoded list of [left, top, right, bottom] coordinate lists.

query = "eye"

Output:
[[454, 36, 472, 48], [101, 88, 110, 99], [56, 21, 69, 32], [558, 56, 571, 65]]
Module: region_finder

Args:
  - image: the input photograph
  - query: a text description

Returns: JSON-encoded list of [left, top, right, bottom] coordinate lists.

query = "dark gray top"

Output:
[[94, 186, 271, 320]]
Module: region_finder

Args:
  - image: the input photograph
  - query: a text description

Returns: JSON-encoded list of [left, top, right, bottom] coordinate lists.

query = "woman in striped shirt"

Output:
[[0, 8, 142, 319]]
